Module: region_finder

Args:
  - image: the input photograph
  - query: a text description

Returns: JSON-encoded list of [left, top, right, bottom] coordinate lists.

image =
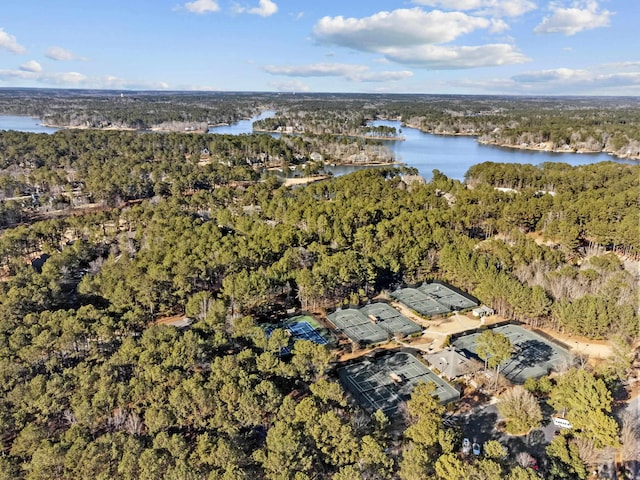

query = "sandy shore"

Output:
[[42, 123, 137, 131], [281, 175, 331, 186], [42, 123, 208, 134]]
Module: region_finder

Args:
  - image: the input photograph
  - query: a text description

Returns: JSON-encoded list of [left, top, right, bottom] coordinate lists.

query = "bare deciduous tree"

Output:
[[109, 407, 127, 431], [516, 451, 535, 468], [574, 437, 611, 471], [619, 410, 640, 465], [497, 386, 542, 435], [63, 409, 77, 426], [125, 411, 143, 436]]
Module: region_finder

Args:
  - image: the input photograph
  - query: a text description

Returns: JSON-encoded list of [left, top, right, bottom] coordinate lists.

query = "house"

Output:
[[425, 347, 482, 380], [472, 305, 494, 317]]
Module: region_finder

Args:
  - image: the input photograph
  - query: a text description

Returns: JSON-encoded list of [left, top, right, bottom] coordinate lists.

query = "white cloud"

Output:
[[0, 28, 26, 54], [263, 63, 413, 82], [534, 0, 612, 35], [443, 60, 640, 95], [0, 69, 87, 85], [314, 8, 491, 49], [458, 64, 640, 94], [602, 61, 640, 69], [488, 18, 510, 33], [268, 80, 311, 92], [412, 0, 537, 17], [20, 60, 42, 73], [248, 0, 278, 17], [264, 63, 367, 77], [234, 0, 278, 17], [312, 8, 526, 69], [45, 46, 85, 61], [512, 67, 589, 82], [357, 70, 414, 82], [184, 0, 220, 14], [179, 84, 221, 91], [379, 43, 529, 68], [0, 68, 169, 90]]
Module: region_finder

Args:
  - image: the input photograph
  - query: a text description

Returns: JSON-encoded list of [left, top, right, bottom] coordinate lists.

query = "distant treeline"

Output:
[[1, 90, 638, 157]]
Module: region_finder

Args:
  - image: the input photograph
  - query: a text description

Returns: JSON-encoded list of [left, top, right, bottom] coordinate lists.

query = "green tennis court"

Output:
[[452, 324, 573, 383], [360, 303, 422, 337], [418, 283, 478, 310], [391, 287, 451, 316], [327, 308, 390, 345], [338, 351, 460, 416], [327, 303, 422, 345], [392, 282, 478, 317]]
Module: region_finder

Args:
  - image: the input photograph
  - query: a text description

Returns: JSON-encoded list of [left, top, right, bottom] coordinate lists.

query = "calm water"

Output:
[[0, 113, 630, 181], [370, 119, 626, 181], [209, 113, 628, 181], [208, 110, 278, 135], [0, 115, 59, 134]]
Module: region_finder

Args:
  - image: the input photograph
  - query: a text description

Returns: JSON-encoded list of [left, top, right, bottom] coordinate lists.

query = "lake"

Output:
[[208, 110, 277, 135], [0, 113, 630, 181], [0, 115, 59, 134], [369, 119, 627, 181], [209, 112, 627, 181]]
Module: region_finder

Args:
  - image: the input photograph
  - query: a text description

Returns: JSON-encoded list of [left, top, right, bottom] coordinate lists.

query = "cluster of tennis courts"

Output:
[[392, 282, 478, 317], [452, 325, 573, 383], [338, 352, 460, 416], [327, 303, 422, 346], [264, 315, 330, 355]]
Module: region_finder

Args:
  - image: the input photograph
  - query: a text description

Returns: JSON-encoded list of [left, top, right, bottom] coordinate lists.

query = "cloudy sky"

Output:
[[0, 0, 638, 95]]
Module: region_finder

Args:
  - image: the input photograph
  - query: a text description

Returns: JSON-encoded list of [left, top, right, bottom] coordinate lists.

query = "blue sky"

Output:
[[0, 0, 638, 95]]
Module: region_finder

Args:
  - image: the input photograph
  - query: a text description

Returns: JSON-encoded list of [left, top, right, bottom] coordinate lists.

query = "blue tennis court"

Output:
[[288, 321, 328, 345], [264, 320, 328, 356], [264, 326, 292, 356]]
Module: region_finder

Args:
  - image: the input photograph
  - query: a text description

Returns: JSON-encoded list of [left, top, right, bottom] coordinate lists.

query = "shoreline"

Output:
[[325, 160, 401, 167], [478, 139, 640, 161], [403, 122, 640, 161], [15, 117, 640, 162], [253, 128, 405, 141], [281, 175, 331, 187], [41, 122, 138, 131]]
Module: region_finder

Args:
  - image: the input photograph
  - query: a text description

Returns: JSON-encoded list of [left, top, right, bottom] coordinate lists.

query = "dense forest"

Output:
[[0, 154, 637, 478], [0, 127, 392, 226]]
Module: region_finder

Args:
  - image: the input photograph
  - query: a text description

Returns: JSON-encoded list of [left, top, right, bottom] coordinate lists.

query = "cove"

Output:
[[0, 115, 59, 134], [370, 119, 630, 181], [209, 113, 630, 181]]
